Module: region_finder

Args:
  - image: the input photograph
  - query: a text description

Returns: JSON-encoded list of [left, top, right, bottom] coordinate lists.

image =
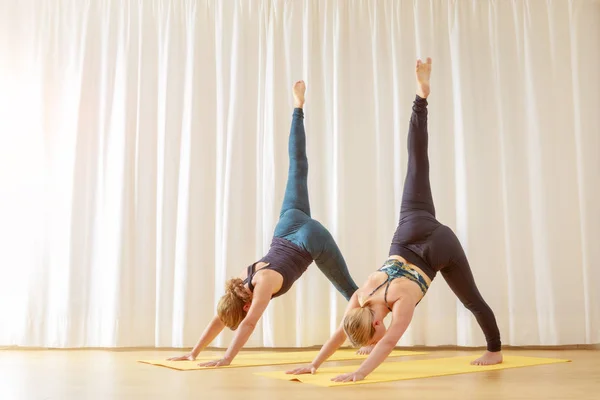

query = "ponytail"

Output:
[[226, 278, 252, 303], [217, 278, 252, 330], [343, 302, 376, 347]]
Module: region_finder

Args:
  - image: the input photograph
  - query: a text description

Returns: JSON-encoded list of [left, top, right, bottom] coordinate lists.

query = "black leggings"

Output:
[[389, 96, 501, 352]]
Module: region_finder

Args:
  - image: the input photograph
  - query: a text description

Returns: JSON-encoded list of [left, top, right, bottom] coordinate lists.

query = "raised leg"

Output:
[[400, 58, 435, 219], [279, 81, 311, 217]]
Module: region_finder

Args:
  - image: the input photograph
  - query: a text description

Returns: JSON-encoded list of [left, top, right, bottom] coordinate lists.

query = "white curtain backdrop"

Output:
[[0, 0, 598, 348]]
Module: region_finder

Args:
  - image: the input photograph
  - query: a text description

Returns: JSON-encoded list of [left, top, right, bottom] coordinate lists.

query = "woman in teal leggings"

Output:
[[168, 81, 358, 367]]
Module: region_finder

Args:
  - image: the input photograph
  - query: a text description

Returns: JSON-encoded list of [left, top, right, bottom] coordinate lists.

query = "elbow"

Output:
[[336, 328, 348, 343], [379, 338, 399, 350], [240, 319, 257, 330]]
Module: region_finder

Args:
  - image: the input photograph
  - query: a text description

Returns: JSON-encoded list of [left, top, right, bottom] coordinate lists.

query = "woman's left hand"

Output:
[[198, 358, 232, 368], [331, 371, 366, 383]]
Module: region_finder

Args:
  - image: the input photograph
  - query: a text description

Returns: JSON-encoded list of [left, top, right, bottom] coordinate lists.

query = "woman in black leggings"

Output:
[[287, 58, 502, 382]]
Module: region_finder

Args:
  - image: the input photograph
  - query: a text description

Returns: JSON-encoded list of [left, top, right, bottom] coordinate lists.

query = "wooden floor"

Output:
[[0, 348, 598, 400]]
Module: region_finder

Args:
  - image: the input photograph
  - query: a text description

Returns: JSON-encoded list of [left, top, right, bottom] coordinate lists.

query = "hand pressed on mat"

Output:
[[167, 353, 196, 361], [286, 364, 316, 375], [331, 371, 366, 383], [198, 358, 232, 368], [356, 345, 375, 355]]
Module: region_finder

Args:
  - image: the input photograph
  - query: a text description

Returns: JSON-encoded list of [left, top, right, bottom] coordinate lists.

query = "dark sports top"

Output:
[[243, 237, 313, 298]]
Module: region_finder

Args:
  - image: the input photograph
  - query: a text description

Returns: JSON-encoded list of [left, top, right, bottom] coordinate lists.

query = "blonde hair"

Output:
[[217, 278, 252, 330], [342, 297, 376, 347]]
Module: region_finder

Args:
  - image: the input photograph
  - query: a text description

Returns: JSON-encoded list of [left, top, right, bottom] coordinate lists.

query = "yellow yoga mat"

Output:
[[139, 349, 427, 371], [256, 355, 571, 387]]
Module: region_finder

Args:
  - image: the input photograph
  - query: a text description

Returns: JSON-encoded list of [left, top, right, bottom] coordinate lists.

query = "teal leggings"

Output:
[[273, 109, 358, 300]]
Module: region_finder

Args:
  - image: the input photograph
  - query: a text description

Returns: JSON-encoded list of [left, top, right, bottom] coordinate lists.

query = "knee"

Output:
[[302, 222, 332, 254], [463, 299, 490, 317], [281, 208, 310, 221], [463, 301, 478, 313]]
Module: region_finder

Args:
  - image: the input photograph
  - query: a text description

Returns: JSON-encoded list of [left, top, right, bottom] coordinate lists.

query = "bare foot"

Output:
[[471, 351, 503, 366], [293, 80, 306, 108], [356, 345, 375, 355], [416, 58, 432, 99]]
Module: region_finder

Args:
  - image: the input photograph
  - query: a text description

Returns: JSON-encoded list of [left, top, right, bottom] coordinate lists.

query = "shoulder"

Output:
[[390, 291, 420, 315], [253, 267, 283, 292], [368, 269, 385, 281]]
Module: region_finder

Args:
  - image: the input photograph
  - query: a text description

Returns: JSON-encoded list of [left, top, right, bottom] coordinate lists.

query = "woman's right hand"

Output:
[[167, 352, 196, 361], [285, 364, 317, 375]]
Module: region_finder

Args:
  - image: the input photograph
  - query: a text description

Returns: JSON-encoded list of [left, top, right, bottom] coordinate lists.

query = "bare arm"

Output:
[[354, 297, 415, 378], [169, 267, 258, 362], [287, 292, 360, 374], [210, 279, 273, 364], [222, 292, 269, 361], [314, 292, 361, 366], [191, 316, 226, 357], [312, 326, 347, 367], [167, 315, 225, 361]]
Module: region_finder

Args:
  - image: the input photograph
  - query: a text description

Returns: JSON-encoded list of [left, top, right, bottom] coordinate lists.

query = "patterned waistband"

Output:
[[380, 259, 429, 295]]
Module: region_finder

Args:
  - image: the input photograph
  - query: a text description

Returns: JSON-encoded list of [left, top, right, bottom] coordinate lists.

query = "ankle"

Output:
[[417, 88, 430, 99]]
